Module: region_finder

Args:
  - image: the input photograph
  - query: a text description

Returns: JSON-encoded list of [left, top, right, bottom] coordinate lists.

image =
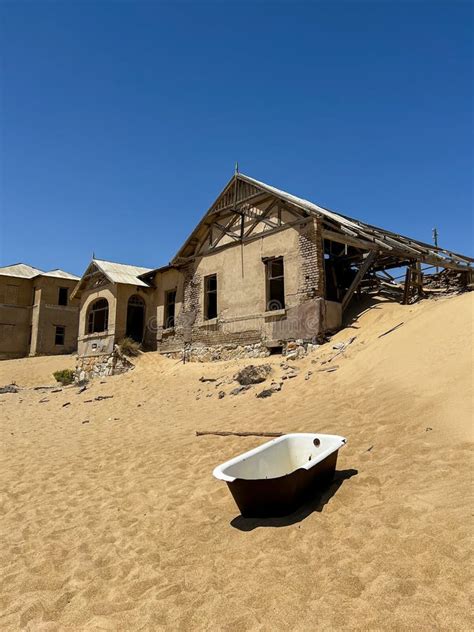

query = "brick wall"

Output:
[[297, 217, 325, 302]]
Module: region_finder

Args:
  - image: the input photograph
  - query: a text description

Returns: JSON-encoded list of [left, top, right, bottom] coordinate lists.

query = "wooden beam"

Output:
[[213, 221, 240, 241], [244, 198, 280, 238], [322, 228, 379, 252], [195, 217, 310, 259], [196, 212, 241, 255], [341, 251, 376, 312], [211, 191, 270, 214]]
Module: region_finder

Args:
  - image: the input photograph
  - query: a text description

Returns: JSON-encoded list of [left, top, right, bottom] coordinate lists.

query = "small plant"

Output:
[[53, 369, 75, 386], [119, 337, 141, 357]]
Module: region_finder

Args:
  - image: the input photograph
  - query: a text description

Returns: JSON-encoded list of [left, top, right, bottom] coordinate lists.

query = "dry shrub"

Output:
[[53, 369, 75, 385], [119, 337, 141, 357]]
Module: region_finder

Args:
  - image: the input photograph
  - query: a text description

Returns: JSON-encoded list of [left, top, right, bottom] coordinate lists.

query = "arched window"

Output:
[[87, 298, 109, 334]]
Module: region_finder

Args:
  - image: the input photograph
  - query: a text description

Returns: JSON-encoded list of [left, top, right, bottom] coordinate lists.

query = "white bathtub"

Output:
[[213, 433, 347, 517]]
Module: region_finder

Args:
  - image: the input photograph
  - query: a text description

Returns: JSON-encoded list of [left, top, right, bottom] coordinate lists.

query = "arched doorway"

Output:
[[126, 295, 145, 342]]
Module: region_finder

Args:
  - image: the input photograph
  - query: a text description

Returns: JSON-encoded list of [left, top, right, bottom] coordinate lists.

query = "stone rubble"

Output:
[[74, 345, 134, 383], [235, 364, 272, 385]]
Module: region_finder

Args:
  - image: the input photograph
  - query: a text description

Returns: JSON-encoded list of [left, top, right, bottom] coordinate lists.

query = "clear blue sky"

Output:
[[1, 1, 472, 275]]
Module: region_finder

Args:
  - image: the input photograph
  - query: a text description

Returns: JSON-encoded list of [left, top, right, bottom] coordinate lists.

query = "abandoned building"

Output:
[[72, 258, 155, 356], [137, 173, 472, 361], [9, 173, 470, 370], [0, 263, 80, 359]]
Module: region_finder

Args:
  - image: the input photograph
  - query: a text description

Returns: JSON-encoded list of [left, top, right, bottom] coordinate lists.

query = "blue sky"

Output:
[[1, 1, 472, 275]]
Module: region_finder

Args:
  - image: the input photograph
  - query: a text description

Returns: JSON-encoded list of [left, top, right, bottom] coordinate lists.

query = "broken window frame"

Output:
[[164, 289, 177, 329], [55, 325, 65, 346], [58, 287, 68, 306], [87, 298, 109, 334], [265, 257, 285, 311], [204, 274, 218, 321]]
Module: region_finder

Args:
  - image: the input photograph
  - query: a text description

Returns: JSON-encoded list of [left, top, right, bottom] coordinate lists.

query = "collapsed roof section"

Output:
[[171, 173, 473, 272]]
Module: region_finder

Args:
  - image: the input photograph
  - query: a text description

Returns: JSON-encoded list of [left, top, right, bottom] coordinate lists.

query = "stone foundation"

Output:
[[75, 346, 134, 382], [162, 339, 321, 362]]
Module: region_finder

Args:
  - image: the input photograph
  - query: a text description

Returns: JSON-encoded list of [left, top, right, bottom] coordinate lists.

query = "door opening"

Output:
[[126, 295, 145, 342]]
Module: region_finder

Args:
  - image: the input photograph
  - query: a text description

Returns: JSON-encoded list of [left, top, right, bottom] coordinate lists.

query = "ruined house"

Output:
[[138, 173, 472, 360], [0, 263, 80, 359], [72, 258, 154, 356]]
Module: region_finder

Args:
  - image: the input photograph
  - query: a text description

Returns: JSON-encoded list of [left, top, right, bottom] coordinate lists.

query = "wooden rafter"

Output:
[[243, 198, 280, 238]]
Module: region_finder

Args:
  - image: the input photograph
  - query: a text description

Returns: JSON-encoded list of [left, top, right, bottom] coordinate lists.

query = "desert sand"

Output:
[[0, 293, 472, 631]]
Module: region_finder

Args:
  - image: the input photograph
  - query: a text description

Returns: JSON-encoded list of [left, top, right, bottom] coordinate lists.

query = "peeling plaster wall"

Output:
[[153, 217, 328, 353]]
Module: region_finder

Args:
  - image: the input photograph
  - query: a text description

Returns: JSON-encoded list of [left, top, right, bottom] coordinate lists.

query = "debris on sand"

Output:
[[95, 395, 114, 401], [196, 430, 283, 438], [378, 322, 404, 338], [282, 367, 299, 380], [230, 385, 251, 396], [218, 391, 226, 399], [62, 402, 71, 408], [199, 376, 218, 383], [256, 381, 283, 399], [0, 384, 19, 394], [328, 336, 356, 362], [235, 364, 272, 385]]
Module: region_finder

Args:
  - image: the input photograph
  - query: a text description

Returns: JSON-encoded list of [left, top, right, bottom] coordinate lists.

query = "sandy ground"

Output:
[[0, 293, 472, 631]]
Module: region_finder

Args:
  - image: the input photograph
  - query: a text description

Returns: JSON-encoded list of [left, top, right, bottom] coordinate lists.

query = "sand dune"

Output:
[[0, 294, 472, 631]]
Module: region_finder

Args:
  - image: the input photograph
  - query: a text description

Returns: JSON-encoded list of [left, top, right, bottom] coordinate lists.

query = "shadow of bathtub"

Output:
[[230, 468, 358, 531]]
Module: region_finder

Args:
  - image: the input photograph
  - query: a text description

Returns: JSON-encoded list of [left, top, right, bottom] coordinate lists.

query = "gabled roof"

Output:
[[0, 263, 80, 280], [39, 269, 80, 281], [172, 173, 473, 271], [72, 258, 153, 299], [93, 258, 152, 286], [0, 263, 44, 279]]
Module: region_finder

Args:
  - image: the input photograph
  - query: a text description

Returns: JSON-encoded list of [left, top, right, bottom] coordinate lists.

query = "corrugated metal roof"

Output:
[[0, 263, 80, 281], [0, 263, 44, 279], [173, 173, 473, 270], [93, 258, 152, 287], [238, 174, 473, 267], [41, 269, 80, 281]]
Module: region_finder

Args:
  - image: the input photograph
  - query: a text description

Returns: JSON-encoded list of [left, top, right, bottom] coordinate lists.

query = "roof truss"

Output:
[[172, 174, 473, 272]]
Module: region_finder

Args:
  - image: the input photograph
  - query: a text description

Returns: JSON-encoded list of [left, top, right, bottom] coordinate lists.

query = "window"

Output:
[[265, 257, 285, 310], [58, 287, 68, 306], [55, 326, 65, 346], [87, 298, 109, 334], [204, 274, 217, 320], [164, 289, 176, 329]]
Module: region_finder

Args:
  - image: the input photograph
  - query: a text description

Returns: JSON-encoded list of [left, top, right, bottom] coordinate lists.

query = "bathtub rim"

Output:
[[213, 432, 347, 482]]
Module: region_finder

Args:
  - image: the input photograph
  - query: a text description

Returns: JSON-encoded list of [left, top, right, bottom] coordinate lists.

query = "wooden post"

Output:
[[341, 251, 376, 312], [402, 267, 412, 305]]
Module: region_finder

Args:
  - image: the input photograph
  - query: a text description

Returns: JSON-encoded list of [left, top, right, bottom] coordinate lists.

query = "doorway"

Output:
[[126, 295, 145, 342]]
